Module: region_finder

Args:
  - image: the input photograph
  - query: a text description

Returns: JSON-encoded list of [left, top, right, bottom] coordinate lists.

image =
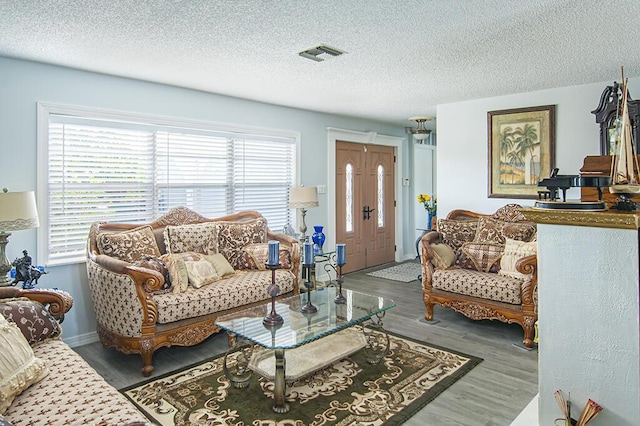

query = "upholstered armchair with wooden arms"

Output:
[[420, 204, 537, 348]]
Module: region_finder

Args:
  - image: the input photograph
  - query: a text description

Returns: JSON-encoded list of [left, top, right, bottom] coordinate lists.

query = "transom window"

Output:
[[37, 103, 298, 265]]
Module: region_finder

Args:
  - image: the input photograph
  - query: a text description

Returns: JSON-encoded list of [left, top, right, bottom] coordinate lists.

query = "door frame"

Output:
[[326, 127, 406, 265]]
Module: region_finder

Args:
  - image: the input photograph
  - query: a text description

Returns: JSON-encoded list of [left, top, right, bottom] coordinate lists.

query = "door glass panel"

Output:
[[346, 163, 353, 232], [377, 164, 384, 227]]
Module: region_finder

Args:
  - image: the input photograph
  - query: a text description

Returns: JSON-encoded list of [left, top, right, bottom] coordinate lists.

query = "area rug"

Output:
[[365, 261, 422, 282], [121, 330, 482, 425]]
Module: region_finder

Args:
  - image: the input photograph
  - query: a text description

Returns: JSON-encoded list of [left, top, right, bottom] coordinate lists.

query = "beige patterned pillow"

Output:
[[184, 259, 220, 288], [461, 242, 504, 273], [437, 219, 479, 256], [215, 218, 268, 265], [0, 314, 49, 414], [160, 253, 190, 294], [429, 243, 456, 269], [163, 222, 218, 255], [473, 217, 536, 244], [98, 225, 161, 263], [203, 254, 236, 277], [499, 238, 537, 279]]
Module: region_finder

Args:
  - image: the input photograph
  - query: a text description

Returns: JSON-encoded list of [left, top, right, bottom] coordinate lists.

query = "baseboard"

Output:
[[64, 331, 99, 348]]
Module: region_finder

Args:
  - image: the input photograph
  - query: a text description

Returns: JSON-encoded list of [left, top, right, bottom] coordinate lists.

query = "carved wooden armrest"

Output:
[[516, 254, 538, 310], [420, 232, 442, 287], [92, 253, 165, 293], [420, 232, 442, 264], [89, 253, 161, 330], [0, 287, 73, 322]]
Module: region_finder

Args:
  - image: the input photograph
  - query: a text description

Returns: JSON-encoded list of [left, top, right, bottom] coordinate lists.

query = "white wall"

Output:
[[437, 78, 640, 216], [537, 223, 639, 426], [0, 56, 409, 345]]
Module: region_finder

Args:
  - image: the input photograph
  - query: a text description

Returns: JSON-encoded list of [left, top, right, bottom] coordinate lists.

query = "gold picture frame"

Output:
[[488, 105, 555, 199]]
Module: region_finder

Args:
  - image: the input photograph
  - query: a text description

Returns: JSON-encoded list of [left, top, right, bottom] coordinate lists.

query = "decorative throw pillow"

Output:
[[461, 242, 504, 273], [184, 259, 220, 288], [160, 254, 190, 294], [234, 243, 292, 270], [429, 243, 456, 269], [499, 238, 537, 279], [131, 257, 171, 293], [204, 254, 236, 277], [473, 217, 536, 244], [163, 222, 218, 255], [97, 225, 161, 263], [437, 218, 479, 255], [0, 314, 49, 414], [215, 218, 268, 266], [0, 299, 61, 347]]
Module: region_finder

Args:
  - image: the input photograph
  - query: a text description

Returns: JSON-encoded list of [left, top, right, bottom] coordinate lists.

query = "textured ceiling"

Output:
[[2, 0, 640, 128]]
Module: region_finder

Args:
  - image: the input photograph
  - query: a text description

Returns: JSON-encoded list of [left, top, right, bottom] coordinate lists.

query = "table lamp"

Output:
[[288, 186, 318, 243], [0, 189, 40, 286]]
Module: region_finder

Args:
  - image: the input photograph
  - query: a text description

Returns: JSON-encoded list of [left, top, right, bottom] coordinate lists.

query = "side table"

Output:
[[314, 250, 336, 286], [415, 228, 429, 258]]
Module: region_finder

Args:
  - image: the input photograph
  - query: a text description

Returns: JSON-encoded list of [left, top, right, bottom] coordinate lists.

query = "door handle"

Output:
[[362, 205, 375, 220]]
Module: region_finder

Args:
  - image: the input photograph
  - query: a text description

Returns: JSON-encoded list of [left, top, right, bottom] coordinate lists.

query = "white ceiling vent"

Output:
[[298, 45, 346, 62]]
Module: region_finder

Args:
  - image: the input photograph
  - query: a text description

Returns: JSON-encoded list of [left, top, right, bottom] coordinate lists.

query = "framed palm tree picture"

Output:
[[488, 105, 555, 198]]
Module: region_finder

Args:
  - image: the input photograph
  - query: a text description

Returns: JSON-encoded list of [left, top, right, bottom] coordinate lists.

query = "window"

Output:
[[377, 164, 384, 227], [345, 163, 353, 233], [38, 103, 298, 265]]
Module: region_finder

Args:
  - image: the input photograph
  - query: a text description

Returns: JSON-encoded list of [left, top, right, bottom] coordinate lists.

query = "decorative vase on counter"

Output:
[[426, 212, 436, 231], [312, 226, 325, 254]]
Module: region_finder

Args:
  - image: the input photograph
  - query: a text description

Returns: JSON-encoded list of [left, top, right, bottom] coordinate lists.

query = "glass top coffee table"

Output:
[[215, 286, 396, 413]]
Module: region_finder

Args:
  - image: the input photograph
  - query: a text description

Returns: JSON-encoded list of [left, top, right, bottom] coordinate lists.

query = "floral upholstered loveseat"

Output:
[[420, 204, 538, 348], [0, 287, 149, 425], [86, 207, 300, 376]]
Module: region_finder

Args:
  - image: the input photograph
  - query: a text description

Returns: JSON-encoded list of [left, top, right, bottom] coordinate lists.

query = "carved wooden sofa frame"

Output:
[[420, 205, 537, 348], [86, 207, 300, 376]]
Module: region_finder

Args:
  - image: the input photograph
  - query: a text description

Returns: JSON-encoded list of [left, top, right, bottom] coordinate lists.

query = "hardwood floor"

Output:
[[73, 261, 538, 426]]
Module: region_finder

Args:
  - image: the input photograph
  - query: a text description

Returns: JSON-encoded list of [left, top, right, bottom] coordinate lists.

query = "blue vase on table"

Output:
[[426, 212, 435, 231], [312, 226, 325, 254]]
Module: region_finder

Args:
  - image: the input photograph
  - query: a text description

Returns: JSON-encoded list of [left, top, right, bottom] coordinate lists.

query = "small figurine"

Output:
[[11, 250, 47, 289]]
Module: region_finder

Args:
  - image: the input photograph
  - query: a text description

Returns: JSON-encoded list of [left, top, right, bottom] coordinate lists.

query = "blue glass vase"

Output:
[[312, 226, 325, 254], [426, 212, 435, 231]]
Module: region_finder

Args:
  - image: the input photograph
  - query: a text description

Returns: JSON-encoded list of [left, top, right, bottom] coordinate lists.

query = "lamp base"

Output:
[[0, 232, 13, 287], [299, 208, 308, 243]]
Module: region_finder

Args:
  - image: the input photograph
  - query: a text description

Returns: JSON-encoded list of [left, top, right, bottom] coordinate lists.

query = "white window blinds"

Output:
[[41, 107, 297, 265]]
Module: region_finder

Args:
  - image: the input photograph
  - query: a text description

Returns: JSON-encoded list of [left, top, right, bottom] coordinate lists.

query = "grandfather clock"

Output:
[[591, 81, 640, 155]]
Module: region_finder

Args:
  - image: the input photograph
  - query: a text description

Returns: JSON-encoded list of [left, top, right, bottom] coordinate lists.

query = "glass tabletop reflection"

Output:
[[215, 287, 395, 350]]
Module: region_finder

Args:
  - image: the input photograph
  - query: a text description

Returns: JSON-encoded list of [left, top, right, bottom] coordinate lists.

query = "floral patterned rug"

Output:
[[121, 330, 481, 425]]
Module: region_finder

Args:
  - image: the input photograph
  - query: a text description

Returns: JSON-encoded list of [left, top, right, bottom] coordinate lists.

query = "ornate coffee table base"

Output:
[[272, 348, 289, 413], [223, 322, 390, 414], [222, 338, 253, 389], [362, 312, 390, 365]]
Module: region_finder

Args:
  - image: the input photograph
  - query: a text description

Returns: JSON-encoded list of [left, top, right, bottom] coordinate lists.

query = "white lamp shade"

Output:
[[289, 186, 319, 208], [0, 191, 40, 232]]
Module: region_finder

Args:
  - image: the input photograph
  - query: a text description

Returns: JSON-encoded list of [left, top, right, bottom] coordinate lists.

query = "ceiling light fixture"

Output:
[[299, 45, 346, 62], [408, 117, 433, 141]]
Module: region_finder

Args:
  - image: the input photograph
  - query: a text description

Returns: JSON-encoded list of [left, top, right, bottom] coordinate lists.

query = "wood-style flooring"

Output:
[[73, 261, 538, 426]]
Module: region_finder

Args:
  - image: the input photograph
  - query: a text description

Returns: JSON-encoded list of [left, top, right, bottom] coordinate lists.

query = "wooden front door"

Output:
[[336, 141, 395, 273]]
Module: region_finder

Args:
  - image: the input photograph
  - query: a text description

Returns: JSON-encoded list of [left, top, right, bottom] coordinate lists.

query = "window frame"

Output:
[[36, 102, 300, 266]]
